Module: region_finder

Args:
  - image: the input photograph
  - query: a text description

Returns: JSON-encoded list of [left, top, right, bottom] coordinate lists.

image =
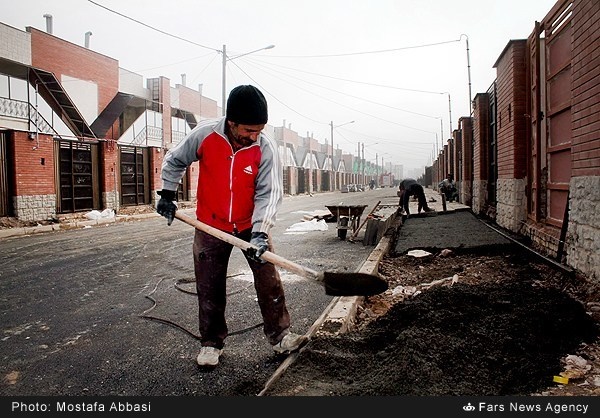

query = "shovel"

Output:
[[174, 212, 388, 297]]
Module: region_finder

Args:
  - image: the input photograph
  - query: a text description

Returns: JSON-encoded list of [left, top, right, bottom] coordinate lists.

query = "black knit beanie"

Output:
[[226, 85, 268, 125]]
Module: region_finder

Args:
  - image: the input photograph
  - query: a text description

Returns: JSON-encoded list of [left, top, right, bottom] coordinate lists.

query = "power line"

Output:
[[245, 58, 441, 120], [87, 0, 220, 52], [267, 39, 462, 58], [246, 56, 452, 96]]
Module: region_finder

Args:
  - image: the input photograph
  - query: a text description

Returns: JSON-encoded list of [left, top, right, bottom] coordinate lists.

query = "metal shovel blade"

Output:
[[320, 271, 388, 297]]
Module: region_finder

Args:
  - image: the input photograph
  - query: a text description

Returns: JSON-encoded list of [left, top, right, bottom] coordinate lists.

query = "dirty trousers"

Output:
[[192, 228, 291, 349], [402, 184, 430, 214]]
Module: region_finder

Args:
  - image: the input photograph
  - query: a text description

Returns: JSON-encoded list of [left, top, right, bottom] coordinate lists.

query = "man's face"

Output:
[[228, 122, 265, 148]]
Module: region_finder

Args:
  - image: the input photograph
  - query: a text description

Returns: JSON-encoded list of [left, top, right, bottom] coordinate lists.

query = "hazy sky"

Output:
[[3, 0, 558, 171]]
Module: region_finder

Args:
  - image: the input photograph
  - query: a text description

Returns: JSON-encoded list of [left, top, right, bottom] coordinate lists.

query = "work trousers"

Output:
[[192, 228, 290, 349], [402, 184, 429, 214]]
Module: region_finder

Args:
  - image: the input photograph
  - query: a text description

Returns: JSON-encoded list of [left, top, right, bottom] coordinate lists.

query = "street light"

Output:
[[329, 120, 355, 191], [221, 44, 275, 116], [438, 91, 452, 139], [460, 34, 473, 116]]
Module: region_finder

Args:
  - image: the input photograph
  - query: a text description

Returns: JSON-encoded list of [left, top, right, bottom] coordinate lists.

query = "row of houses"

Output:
[[0, 0, 598, 283], [0, 16, 389, 222]]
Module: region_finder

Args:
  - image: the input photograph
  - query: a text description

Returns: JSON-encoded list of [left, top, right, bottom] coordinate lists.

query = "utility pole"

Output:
[[222, 44, 226, 116], [361, 143, 365, 184], [330, 121, 334, 191], [376, 153, 379, 187]]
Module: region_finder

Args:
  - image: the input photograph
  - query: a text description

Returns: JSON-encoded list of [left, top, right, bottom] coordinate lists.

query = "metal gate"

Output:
[[55, 139, 100, 213], [283, 166, 291, 195], [487, 82, 498, 204], [320, 171, 329, 192], [297, 167, 306, 194], [119, 145, 150, 206], [527, 0, 573, 227], [0, 132, 11, 216]]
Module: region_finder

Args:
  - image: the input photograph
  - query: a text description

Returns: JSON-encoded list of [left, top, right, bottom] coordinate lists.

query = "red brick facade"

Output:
[[100, 140, 118, 194], [472, 93, 490, 181], [571, 0, 600, 177], [29, 28, 119, 115], [494, 40, 528, 179], [11, 131, 55, 195]]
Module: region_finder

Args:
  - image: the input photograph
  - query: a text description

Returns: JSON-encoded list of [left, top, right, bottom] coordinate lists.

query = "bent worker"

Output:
[[156, 85, 307, 368], [397, 178, 434, 216]]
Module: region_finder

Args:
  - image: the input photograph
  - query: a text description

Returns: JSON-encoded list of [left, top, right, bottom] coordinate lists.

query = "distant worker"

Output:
[[397, 178, 434, 216], [438, 173, 458, 203]]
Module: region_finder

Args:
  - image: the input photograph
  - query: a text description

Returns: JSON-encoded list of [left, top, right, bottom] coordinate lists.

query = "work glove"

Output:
[[156, 189, 177, 226], [246, 232, 269, 263]]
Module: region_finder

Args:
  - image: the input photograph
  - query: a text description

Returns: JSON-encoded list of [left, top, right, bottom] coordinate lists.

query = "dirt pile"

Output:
[[264, 251, 600, 396]]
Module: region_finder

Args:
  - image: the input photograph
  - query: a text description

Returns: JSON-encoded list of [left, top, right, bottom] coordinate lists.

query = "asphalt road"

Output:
[[0, 187, 399, 397]]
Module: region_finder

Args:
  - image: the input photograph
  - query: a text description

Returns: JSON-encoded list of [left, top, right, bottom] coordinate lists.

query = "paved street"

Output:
[[0, 187, 404, 397]]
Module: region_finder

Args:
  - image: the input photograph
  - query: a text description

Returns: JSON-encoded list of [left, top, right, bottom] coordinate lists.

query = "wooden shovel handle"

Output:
[[174, 212, 321, 281]]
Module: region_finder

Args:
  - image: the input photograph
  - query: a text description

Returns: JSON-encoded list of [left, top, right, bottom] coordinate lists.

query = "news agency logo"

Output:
[[463, 403, 476, 412]]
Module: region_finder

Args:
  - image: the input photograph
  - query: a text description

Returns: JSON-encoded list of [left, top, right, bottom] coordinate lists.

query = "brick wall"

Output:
[[176, 84, 202, 115], [100, 140, 119, 209], [453, 131, 462, 184], [11, 131, 56, 220], [29, 28, 119, 115], [460, 117, 473, 205], [12, 131, 54, 195], [471, 93, 490, 215], [565, 0, 600, 282], [160, 77, 172, 148], [472, 93, 490, 181], [570, 0, 600, 177], [494, 40, 528, 179], [201, 96, 219, 119], [151, 148, 164, 203], [494, 40, 529, 232]]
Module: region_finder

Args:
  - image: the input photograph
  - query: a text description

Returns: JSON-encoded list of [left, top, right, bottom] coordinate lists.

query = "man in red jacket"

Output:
[[157, 85, 307, 368]]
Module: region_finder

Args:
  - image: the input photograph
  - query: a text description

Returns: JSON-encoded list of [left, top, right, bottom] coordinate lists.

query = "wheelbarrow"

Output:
[[325, 204, 368, 240]]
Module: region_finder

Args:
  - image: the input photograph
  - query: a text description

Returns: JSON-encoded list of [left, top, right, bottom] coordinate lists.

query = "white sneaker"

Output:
[[196, 346, 222, 367], [272, 333, 308, 354]]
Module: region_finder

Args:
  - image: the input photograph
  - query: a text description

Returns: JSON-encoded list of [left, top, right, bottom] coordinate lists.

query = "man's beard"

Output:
[[231, 131, 254, 148]]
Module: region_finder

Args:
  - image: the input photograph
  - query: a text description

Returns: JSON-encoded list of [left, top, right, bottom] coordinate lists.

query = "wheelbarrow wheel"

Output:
[[337, 217, 349, 240]]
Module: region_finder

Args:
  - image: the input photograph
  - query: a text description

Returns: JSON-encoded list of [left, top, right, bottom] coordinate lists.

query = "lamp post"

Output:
[[438, 91, 452, 139], [329, 120, 354, 191], [460, 34, 473, 116], [221, 44, 275, 116]]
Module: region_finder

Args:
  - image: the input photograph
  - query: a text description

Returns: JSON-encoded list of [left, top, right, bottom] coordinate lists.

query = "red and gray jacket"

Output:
[[161, 117, 282, 235]]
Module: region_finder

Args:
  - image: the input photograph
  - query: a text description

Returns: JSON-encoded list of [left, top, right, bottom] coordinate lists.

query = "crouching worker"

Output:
[[438, 173, 458, 203]]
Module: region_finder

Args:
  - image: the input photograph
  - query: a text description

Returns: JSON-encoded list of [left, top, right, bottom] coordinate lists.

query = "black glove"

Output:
[[246, 232, 269, 263], [156, 189, 177, 226]]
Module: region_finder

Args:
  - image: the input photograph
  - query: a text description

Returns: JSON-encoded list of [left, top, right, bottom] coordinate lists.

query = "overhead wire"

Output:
[[87, 0, 220, 52], [244, 57, 442, 120], [232, 57, 439, 135], [87, 0, 457, 167], [267, 39, 462, 58]]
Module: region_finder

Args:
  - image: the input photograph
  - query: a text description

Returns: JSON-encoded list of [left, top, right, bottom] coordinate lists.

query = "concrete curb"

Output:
[[0, 214, 155, 240], [0, 209, 197, 241], [316, 230, 395, 336]]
